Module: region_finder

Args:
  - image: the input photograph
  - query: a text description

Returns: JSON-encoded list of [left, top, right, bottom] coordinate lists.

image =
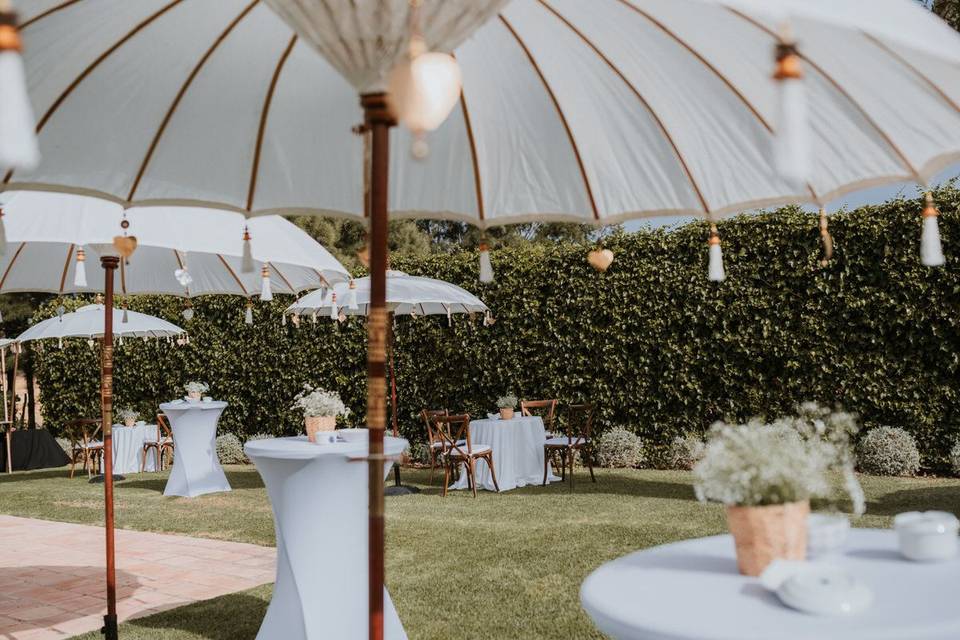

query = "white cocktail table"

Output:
[[245, 435, 409, 640], [450, 415, 560, 492], [581, 528, 960, 640], [158, 400, 231, 497], [110, 423, 157, 474]]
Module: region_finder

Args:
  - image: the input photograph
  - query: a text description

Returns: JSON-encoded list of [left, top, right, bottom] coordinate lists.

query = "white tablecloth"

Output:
[[581, 528, 960, 640], [245, 435, 409, 640], [158, 400, 231, 498], [450, 415, 560, 492], [110, 423, 158, 474]]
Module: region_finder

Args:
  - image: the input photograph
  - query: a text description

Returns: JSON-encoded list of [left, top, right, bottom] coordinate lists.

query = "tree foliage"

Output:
[[33, 189, 960, 468]]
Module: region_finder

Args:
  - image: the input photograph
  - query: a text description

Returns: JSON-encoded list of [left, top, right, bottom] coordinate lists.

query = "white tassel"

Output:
[[818, 208, 833, 267], [241, 226, 254, 273], [708, 225, 725, 282], [281, 312, 286, 326], [329, 293, 338, 320], [259, 265, 273, 301], [479, 243, 493, 283], [0, 308, 3, 322], [447, 307, 452, 327], [311, 311, 317, 325], [0, 15, 40, 173], [122, 308, 128, 323], [244, 303, 253, 325], [56, 304, 65, 320], [773, 38, 809, 187], [0, 209, 6, 256], [58, 337, 62, 349], [73, 247, 87, 287], [921, 192, 945, 267], [346, 279, 358, 310]]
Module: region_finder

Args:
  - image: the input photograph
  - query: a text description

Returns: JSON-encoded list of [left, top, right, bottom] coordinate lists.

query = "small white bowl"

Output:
[[135, 420, 146, 426], [337, 428, 369, 443], [807, 513, 850, 558], [894, 511, 959, 562], [202, 396, 213, 403]]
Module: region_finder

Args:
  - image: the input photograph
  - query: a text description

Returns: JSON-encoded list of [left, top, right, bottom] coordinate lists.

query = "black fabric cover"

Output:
[[0, 429, 70, 472]]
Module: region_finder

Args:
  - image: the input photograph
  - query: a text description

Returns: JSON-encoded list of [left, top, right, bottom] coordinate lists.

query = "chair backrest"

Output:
[[64, 419, 101, 447], [432, 414, 473, 457], [521, 399, 557, 432], [564, 404, 594, 444], [420, 409, 448, 446], [156, 413, 172, 441]]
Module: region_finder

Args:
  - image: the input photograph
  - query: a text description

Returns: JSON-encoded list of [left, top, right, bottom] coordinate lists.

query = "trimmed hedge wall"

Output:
[[33, 191, 960, 467]]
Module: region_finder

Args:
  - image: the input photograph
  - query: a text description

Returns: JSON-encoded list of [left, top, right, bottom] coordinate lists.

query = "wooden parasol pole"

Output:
[[99, 255, 119, 640], [388, 316, 402, 487], [361, 91, 393, 640], [2, 345, 8, 474]]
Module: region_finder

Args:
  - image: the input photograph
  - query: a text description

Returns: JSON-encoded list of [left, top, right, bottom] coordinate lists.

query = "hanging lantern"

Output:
[[174, 263, 192, 287], [387, 25, 462, 160], [708, 224, 725, 282], [311, 311, 318, 325], [181, 303, 194, 321], [346, 279, 359, 310], [819, 208, 833, 267], [73, 247, 88, 287], [244, 300, 254, 325], [241, 226, 254, 273], [479, 242, 493, 283], [921, 192, 945, 267], [329, 293, 338, 320], [337, 310, 347, 323], [259, 265, 273, 301], [772, 28, 809, 187], [0, 5, 39, 172]]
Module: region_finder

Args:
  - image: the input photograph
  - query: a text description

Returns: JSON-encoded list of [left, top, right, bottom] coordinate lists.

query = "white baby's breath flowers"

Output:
[[184, 381, 209, 394], [292, 384, 350, 418], [694, 403, 864, 516], [496, 394, 518, 409]]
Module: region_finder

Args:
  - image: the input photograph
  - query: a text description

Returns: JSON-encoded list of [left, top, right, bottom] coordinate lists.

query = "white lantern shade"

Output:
[[388, 52, 462, 133]]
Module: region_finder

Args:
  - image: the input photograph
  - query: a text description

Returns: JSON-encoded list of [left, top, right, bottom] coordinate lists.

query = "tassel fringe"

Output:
[[0, 20, 41, 173], [245, 303, 254, 325], [819, 209, 833, 267], [708, 224, 725, 282], [259, 265, 273, 301], [241, 226, 254, 274], [346, 279, 358, 310], [74, 247, 87, 287], [773, 38, 809, 187], [479, 243, 493, 283], [921, 192, 945, 267]]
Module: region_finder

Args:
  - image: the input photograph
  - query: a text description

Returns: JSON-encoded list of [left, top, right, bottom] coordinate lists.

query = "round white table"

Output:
[[450, 415, 560, 492], [245, 435, 409, 640], [581, 528, 960, 640], [158, 400, 231, 498], [110, 423, 158, 474]]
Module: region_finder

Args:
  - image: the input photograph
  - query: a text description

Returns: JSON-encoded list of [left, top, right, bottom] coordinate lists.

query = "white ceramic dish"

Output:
[[894, 511, 959, 562], [337, 428, 369, 443], [184, 396, 200, 404], [761, 561, 873, 616]]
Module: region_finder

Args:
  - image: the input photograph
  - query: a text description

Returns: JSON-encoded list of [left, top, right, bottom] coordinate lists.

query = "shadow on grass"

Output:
[[866, 485, 960, 517], [119, 469, 264, 493], [122, 589, 271, 640], [0, 467, 71, 483]]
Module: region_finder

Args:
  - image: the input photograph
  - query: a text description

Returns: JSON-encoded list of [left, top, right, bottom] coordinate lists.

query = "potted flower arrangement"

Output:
[[292, 384, 350, 443], [184, 381, 209, 402], [694, 402, 863, 576], [118, 408, 139, 427], [496, 394, 517, 421]]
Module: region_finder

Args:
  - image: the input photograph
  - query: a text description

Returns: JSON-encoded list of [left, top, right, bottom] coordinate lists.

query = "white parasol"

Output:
[[16, 304, 184, 342]]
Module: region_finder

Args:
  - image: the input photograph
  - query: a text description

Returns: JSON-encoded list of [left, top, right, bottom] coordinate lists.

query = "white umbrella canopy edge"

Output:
[[15, 304, 185, 342]]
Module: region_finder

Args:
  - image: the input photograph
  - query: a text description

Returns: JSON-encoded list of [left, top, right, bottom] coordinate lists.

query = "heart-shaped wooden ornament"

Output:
[[588, 248, 614, 272], [113, 235, 138, 258]]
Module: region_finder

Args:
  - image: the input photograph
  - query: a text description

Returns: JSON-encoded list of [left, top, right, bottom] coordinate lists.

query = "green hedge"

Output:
[[33, 190, 960, 468]]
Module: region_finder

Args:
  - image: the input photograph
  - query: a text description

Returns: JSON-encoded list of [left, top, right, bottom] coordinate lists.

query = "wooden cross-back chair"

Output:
[[543, 403, 596, 489], [141, 413, 175, 472], [64, 418, 103, 479], [421, 408, 451, 486], [433, 414, 499, 498], [521, 399, 558, 436]]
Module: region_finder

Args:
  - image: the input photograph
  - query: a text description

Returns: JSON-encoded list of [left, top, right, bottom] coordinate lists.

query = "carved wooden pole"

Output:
[[361, 91, 393, 640], [100, 255, 119, 640]]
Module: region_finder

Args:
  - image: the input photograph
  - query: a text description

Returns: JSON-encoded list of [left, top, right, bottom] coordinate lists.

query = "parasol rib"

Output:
[[0, 243, 26, 291], [458, 85, 486, 222], [58, 244, 75, 294], [862, 33, 960, 117], [20, 0, 84, 30]]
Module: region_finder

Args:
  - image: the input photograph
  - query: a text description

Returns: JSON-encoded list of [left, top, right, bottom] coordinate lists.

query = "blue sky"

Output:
[[625, 162, 960, 231]]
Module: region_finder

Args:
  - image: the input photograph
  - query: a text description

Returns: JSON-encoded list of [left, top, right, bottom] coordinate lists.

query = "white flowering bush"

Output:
[[857, 426, 920, 477], [596, 427, 645, 468], [215, 433, 246, 464], [668, 434, 705, 470], [184, 381, 209, 395], [246, 432, 275, 443], [694, 403, 864, 515], [496, 394, 517, 409], [292, 385, 350, 418], [117, 408, 139, 422], [951, 439, 960, 477]]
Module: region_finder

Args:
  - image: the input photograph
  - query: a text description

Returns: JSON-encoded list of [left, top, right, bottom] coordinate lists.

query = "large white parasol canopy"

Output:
[[0, 190, 349, 296], [16, 304, 184, 342], [8, 0, 960, 226], [285, 271, 488, 318]]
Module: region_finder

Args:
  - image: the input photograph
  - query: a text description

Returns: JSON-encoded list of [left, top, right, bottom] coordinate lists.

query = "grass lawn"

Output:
[[1, 465, 958, 639]]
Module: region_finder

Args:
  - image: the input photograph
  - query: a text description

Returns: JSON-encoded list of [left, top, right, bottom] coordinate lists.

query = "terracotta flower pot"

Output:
[[305, 415, 337, 443], [187, 391, 201, 401], [123, 418, 136, 427], [499, 407, 514, 420], [726, 500, 809, 576]]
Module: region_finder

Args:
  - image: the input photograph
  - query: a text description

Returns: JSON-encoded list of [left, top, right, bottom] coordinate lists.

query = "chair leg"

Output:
[[469, 459, 477, 498], [428, 448, 436, 486], [542, 447, 549, 486], [69, 454, 76, 479], [568, 448, 575, 490], [485, 455, 500, 493], [442, 461, 450, 498], [587, 445, 596, 483]]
